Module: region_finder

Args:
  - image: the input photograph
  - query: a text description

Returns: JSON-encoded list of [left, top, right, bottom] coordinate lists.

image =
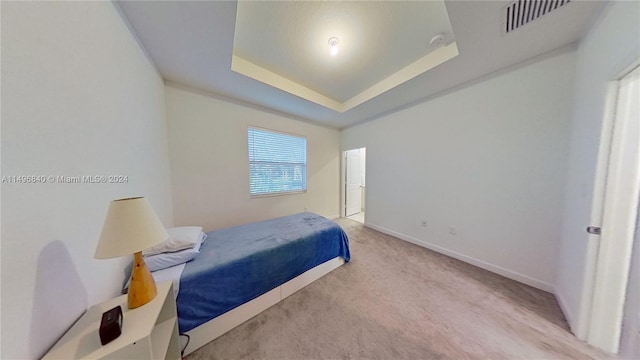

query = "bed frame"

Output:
[[182, 256, 346, 355]]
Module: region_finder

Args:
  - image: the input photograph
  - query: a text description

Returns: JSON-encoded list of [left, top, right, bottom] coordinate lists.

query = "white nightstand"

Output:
[[43, 281, 181, 359]]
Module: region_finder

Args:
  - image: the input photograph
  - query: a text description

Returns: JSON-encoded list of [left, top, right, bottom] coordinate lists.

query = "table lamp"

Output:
[[95, 197, 169, 309]]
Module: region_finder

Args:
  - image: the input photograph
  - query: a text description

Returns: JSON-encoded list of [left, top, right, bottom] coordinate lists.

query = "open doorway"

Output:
[[344, 148, 366, 223]]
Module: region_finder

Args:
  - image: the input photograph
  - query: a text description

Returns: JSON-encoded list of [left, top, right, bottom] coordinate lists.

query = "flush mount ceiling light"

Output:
[[328, 37, 339, 56]]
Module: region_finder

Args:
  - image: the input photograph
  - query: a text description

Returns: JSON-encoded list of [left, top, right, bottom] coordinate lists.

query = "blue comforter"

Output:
[[176, 212, 350, 333]]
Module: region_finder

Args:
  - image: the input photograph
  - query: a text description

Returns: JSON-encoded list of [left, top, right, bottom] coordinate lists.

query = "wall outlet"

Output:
[[421, 220, 428, 227], [448, 226, 457, 235]]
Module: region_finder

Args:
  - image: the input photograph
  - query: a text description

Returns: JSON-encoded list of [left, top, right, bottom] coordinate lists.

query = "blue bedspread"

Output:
[[176, 212, 350, 333]]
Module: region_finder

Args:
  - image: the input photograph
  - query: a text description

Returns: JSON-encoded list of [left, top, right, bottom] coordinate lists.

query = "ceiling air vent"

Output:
[[505, 0, 571, 33]]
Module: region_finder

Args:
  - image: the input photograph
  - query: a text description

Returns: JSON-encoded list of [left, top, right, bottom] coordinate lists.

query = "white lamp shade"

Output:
[[95, 197, 169, 259]]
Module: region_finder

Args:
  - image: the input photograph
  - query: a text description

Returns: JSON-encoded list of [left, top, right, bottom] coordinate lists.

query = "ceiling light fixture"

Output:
[[328, 37, 339, 56]]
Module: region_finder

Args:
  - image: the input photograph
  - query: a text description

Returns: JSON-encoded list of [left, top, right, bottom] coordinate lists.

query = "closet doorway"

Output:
[[344, 148, 366, 223]]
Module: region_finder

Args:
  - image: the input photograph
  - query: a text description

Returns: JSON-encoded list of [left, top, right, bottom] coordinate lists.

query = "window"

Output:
[[247, 127, 307, 196]]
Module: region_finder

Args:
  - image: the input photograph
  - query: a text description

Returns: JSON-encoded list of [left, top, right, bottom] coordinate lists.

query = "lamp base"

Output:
[[128, 251, 157, 309]]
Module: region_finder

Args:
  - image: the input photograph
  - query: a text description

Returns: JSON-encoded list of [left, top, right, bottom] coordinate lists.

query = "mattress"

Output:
[[176, 212, 351, 333]]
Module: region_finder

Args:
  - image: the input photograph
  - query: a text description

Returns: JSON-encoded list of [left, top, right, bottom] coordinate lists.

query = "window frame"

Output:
[[247, 126, 308, 198]]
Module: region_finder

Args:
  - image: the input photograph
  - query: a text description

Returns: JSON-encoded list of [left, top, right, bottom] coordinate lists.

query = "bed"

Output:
[[155, 212, 351, 356]]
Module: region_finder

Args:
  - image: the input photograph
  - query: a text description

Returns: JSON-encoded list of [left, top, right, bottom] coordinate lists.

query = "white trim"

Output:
[[573, 57, 640, 344], [341, 148, 367, 219], [341, 151, 347, 219], [183, 257, 345, 356], [365, 223, 554, 292], [249, 190, 307, 199], [574, 81, 620, 340], [342, 44, 578, 130], [555, 289, 575, 330], [587, 64, 640, 353], [164, 81, 339, 130], [231, 43, 459, 113], [232, 55, 343, 111]]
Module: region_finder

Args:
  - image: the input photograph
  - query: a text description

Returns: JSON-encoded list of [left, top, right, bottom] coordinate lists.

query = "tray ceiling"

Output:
[[232, 1, 458, 112], [116, 0, 606, 128]]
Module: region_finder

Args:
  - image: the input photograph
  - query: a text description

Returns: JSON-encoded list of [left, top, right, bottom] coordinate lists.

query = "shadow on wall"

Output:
[[29, 240, 88, 359]]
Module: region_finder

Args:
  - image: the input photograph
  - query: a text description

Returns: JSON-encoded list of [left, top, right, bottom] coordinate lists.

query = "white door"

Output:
[[588, 65, 640, 352], [345, 149, 362, 217]]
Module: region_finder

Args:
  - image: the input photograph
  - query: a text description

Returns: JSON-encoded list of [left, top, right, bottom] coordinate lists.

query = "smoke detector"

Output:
[[429, 33, 448, 48]]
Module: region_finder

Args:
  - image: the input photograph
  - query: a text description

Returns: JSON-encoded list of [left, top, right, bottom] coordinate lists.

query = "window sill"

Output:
[[250, 190, 307, 198]]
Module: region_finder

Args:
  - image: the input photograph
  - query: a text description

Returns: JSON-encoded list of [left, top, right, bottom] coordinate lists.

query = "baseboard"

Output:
[[365, 223, 554, 293], [554, 289, 576, 332], [328, 214, 340, 220]]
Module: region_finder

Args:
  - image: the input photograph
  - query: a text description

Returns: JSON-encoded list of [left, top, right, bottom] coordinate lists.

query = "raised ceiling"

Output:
[[116, 0, 606, 128], [232, 1, 458, 112]]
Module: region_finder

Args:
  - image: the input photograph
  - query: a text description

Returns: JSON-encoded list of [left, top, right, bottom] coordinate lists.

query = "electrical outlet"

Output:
[[421, 220, 427, 227], [448, 226, 457, 235]]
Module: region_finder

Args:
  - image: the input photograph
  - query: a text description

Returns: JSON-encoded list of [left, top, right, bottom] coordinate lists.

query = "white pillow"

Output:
[[144, 234, 204, 271], [123, 232, 208, 293], [143, 226, 204, 256]]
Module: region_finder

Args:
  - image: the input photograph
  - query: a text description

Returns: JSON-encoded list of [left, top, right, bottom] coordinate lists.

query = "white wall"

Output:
[[1, 2, 173, 358], [343, 49, 577, 291], [165, 84, 341, 231], [555, 0, 640, 337]]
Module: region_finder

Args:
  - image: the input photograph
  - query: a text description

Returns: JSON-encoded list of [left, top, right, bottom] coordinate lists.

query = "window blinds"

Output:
[[247, 127, 307, 196]]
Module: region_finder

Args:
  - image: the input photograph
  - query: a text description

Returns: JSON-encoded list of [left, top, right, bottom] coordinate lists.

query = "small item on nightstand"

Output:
[[99, 305, 123, 345]]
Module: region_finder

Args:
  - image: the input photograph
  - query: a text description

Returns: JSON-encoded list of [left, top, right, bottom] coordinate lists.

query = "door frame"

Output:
[[345, 149, 362, 217], [341, 147, 366, 219], [578, 59, 640, 353]]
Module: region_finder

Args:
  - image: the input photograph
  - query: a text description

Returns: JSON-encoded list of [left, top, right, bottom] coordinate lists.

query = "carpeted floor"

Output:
[[186, 218, 612, 360]]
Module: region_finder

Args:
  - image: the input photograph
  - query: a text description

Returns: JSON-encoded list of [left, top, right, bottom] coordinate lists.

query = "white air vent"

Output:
[[505, 0, 571, 33]]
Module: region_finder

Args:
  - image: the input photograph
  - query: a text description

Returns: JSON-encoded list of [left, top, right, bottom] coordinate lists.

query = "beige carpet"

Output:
[[186, 218, 612, 360]]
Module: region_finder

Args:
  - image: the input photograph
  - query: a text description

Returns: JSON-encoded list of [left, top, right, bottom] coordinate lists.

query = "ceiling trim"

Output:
[[116, 0, 606, 128], [231, 55, 343, 110], [231, 42, 459, 113], [342, 42, 459, 111], [342, 42, 580, 130], [163, 80, 340, 130]]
